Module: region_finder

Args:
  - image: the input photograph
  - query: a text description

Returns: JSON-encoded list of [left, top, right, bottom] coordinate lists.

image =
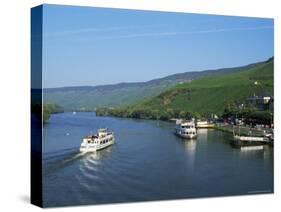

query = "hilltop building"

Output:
[[246, 95, 273, 111]]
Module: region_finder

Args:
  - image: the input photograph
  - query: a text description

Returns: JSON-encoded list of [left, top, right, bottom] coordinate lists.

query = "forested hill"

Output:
[[96, 58, 273, 119], [43, 60, 266, 110]]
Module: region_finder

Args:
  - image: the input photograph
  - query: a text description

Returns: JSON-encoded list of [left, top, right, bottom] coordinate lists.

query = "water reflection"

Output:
[[183, 139, 197, 152], [240, 146, 264, 152], [238, 145, 273, 162], [197, 128, 208, 140], [262, 146, 273, 160], [183, 139, 197, 167]]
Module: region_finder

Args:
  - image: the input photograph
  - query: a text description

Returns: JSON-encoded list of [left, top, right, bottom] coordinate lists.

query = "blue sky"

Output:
[[42, 4, 274, 88]]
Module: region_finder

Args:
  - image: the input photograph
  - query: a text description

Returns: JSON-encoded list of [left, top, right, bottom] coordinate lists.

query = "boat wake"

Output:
[[43, 148, 88, 176]]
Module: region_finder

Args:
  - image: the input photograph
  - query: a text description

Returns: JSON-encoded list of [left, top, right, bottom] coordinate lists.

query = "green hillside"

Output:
[[43, 82, 172, 111], [151, 60, 273, 115], [96, 59, 273, 119], [43, 62, 259, 110]]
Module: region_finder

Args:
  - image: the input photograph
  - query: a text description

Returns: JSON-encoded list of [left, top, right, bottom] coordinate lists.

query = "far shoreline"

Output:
[[48, 111, 273, 139]]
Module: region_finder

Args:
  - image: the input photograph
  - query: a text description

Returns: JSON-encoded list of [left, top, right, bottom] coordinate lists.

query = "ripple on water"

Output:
[[72, 148, 149, 201], [43, 113, 274, 206]]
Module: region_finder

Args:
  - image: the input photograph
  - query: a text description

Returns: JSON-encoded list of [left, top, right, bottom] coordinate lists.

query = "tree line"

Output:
[[32, 103, 64, 123]]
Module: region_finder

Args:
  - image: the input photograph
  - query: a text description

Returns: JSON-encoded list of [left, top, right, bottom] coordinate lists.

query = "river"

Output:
[[42, 112, 273, 207]]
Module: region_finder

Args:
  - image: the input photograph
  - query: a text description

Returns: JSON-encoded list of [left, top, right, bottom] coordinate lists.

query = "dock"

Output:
[[215, 123, 273, 147], [214, 124, 272, 137]]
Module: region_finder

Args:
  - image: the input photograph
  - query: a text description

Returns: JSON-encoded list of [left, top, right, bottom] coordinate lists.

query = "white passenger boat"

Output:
[[175, 121, 197, 139], [80, 128, 114, 152]]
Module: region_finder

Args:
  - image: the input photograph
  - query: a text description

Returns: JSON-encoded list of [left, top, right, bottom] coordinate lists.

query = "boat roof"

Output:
[[85, 135, 98, 138], [98, 128, 108, 132]]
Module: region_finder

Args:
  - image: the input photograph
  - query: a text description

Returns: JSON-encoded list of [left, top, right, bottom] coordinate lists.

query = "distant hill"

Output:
[[43, 60, 268, 110], [122, 59, 273, 118]]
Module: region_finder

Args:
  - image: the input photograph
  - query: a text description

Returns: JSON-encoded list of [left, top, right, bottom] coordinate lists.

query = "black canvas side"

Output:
[[31, 5, 43, 208]]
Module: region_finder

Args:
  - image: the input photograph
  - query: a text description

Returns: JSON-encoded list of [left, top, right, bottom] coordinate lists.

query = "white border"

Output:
[[0, 0, 280, 211]]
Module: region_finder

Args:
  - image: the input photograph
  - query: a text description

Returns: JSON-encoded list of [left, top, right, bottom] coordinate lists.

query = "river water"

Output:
[[42, 112, 273, 207]]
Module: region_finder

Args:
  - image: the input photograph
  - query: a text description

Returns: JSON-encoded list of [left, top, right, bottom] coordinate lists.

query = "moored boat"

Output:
[[196, 120, 215, 128], [80, 128, 114, 152], [175, 120, 197, 139], [233, 135, 269, 142]]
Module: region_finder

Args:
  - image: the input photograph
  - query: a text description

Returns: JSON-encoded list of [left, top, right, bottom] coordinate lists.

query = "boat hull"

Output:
[[175, 132, 197, 139], [233, 135, 269, 142], [80, 139, 114, 152]]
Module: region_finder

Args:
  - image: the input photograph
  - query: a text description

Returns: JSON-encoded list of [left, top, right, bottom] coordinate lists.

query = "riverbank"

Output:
[[214, 124, 273, 137], [95, 108, 273, 138]]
